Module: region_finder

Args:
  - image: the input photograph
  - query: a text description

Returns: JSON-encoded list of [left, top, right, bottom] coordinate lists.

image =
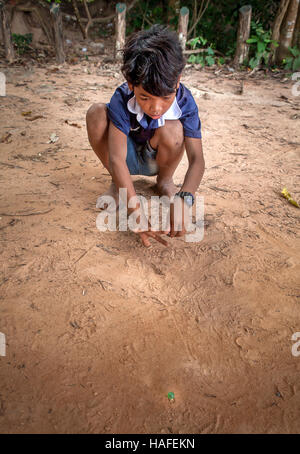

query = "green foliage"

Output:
[[42, 0, 285, 70], [246, 20, 278, 68], [126, 0, 165, 35], [283, 47, 300, 71], [12, 33, 33, 55], [187, 36, 217, 67], [182, 0, 279, 59]]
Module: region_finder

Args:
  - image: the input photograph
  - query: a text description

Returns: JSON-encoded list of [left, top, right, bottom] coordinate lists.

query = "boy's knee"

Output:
[[158, 120, 184, 150], [86, 103, 108, 127]]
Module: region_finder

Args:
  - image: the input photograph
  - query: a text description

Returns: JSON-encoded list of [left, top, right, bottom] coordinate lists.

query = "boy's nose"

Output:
[[150, 103, 162, 115]]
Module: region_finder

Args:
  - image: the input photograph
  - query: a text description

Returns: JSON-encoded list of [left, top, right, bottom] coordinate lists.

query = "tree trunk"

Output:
[[178, 7, 189, 51], [233, 5, 252, 68], [192, 0, 197, 38], [292, 7, 300, 47], [277, 0, 300, 62], [187, 0, 211, 38], [270, 0, 290, 64], [83, 0, 93, 40], [50, 2, 65, 64], [0, 1, 15, 63], [71, 0, 86, 39], [115, 2, 126, 62]]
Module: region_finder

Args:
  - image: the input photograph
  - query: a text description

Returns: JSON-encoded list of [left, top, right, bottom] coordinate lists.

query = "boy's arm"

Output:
[[108, 122, 137, 202], [180, 137, 205, 194], [108, 122, 168, 247], [169, 137, 205, 238]]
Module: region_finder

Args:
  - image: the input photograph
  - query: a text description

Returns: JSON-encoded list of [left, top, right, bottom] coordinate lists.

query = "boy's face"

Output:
[[128, 80, 180, 120]]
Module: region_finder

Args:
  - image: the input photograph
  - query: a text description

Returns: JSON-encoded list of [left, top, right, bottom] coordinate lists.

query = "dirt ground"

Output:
[[0, 55, 300, 434]]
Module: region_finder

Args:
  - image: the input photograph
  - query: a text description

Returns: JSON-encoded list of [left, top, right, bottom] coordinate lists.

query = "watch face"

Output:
[[184, 195, 193, 207]]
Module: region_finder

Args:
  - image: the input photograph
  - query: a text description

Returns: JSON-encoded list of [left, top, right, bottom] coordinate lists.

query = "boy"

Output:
[[86, 25, 205, 247]]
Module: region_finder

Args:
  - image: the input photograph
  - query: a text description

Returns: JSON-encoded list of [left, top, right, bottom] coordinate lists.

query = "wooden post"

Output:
[[115, 2, 126, 62], [50, 2, 65, 65], [292, 7, 300, 48], [178, 7, 189, 51], [270, 0, 290, 64], [0, 1, 15, 63], [233, 5, 252, 68], [277, 0, 300, 62]]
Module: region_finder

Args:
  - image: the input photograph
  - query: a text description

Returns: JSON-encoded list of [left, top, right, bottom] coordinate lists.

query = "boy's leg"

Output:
[[86, 103, 118, 203], [149, 120, 185, 198]]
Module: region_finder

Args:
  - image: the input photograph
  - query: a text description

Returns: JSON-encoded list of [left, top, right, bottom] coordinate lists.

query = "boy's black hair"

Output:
[[121, 24, 186, 97]]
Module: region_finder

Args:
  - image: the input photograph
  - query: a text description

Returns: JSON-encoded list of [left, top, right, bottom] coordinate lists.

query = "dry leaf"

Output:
[[0, 132, 12, 143], [64, 120, 81, 128], [25, 115, 45, 122], [21, 111, 32, 117], [281, 187, 299, 208]]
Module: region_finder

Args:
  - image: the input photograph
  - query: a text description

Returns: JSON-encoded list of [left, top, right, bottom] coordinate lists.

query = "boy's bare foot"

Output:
[[96, 182, 119, 212], [156, 177, 178, 198]]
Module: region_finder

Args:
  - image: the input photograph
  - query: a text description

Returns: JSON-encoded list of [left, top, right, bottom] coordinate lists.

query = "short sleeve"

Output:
[[107, 84, 131, 136], [177, 85, 202, 139]]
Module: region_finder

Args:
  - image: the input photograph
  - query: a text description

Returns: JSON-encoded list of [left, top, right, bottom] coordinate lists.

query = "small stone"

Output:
[[241, 211, 250, 218]]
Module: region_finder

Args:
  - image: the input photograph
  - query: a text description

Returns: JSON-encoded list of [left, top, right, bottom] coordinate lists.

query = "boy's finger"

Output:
[[139, 232, 151, 248], [147, 232, 168, 247]]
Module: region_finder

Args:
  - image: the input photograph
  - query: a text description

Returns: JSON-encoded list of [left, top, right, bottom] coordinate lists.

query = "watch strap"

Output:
[[175, 191, 195, 205]]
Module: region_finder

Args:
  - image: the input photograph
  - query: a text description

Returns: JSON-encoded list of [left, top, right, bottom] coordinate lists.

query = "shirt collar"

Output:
[[127, 93, 182, 128]]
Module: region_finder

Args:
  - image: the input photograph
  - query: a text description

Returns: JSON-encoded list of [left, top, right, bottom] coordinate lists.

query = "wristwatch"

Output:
[[175, 191, 195, 207]]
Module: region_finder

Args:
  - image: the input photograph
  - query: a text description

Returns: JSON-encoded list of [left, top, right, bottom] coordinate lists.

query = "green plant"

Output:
[[12, 33, 33, 55], [186, 36, 216, 67], [246, 20, 278, 69], [283, 47, 300, 71]]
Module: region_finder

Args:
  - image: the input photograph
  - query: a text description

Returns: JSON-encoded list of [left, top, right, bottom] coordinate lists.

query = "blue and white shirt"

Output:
[[107, 82, 202, 145]]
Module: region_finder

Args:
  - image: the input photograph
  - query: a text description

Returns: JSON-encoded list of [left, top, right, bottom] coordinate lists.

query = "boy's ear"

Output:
[[176, 75, 181, 89], [127, 82, 134, 91]]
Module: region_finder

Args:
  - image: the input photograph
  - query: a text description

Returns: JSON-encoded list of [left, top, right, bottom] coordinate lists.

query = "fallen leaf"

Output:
[[0, 132, 12, 143], [281, 187, 299, 208], [64, 120, 81, 128], [21, 111, 32, 117], [25, 115, 45, 122]]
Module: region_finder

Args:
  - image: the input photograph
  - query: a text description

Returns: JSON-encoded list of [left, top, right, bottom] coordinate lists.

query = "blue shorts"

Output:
[[126, 136, 159, 176]]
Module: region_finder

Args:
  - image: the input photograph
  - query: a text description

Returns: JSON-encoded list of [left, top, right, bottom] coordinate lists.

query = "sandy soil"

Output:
[[0, 57, 300, 434]]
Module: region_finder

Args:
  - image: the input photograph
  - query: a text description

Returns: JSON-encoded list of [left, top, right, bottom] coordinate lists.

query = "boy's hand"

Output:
[[136, 229, 169, 248], [128, 204, 168, 248], [168, 196, 190, 238]]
